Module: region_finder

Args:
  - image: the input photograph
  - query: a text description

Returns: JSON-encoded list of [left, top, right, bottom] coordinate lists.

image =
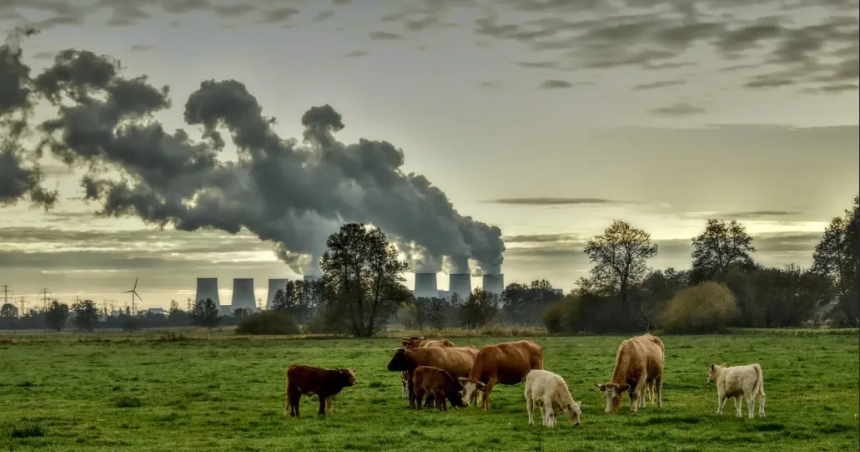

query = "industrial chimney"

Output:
[[482, 274, 505, 295], [231, 278, 257, 312], [195, 278, 220, 305], [266, 279, 289, 310], [413, 272, 439, 299], [449, 273, 472, 300]]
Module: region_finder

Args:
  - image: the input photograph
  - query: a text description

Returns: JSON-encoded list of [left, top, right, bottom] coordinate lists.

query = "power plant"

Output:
[[413, 272, 439, 299], [266, 279, 289, 310], [195, 278, 220, 305], [482, 274, 505, 295], [230, 278, 257, 312], [449, 273, 472, 300]]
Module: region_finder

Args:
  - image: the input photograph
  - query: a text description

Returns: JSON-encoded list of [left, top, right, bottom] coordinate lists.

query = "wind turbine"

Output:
[[122, 278, 143, 315]]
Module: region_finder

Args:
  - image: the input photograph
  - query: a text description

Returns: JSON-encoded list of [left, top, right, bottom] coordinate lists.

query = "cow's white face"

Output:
[[707, 363, 725, 384], [458, 378, 485, 404], [596, 383, 628, 414], [562, 401, 582, 426]]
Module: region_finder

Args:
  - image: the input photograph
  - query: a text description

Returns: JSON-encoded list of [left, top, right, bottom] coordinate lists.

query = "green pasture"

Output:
[[1, 332, 857, 451]]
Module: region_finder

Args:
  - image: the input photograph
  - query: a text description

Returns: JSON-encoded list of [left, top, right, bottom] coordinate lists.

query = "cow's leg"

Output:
[[526, 391, 534, 425], [288, 388, 300, 417], [415, 387, 425, 411], [481, 380, 497, 411], [759, 393, 766, 417], [436, 391, 447, 412], [733, 396, 742, 418], [538, 401, 546, 426], [318, 397, 326, 416], [407, 371, 416, 408], [717, 392, 727, 415], [630, 380, 644, 413], [640, 383, 647, 409], [325, 396, 333, 415], [746, 395, 755, 419], [656, 376, 663, 408], [401, 372, 407, 399]]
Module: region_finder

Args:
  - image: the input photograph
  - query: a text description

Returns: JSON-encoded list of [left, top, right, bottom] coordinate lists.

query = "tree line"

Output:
[[2, 194, 856, 336]]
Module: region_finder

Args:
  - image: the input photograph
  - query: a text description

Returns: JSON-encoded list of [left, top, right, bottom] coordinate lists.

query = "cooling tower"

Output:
[[266, 279, 289, 310], [195, 278, 220, 305], [413, 272, 439, 299], [482, 274, 505, 295], [231, 278, 257, 312], [449, 274, 472, 300]]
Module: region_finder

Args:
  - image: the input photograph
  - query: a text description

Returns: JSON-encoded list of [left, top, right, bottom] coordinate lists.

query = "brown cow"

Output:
[[284, 364, 358, 417], [387, 345, 478, 408], [398, 337, 456, 399], [412, 366, 468, 411], [596, 333, 665, 414], [459, 340, 544, 411]]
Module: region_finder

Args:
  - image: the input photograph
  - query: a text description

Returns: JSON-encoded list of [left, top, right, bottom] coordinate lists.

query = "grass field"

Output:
[[1, 331, 858, 451]]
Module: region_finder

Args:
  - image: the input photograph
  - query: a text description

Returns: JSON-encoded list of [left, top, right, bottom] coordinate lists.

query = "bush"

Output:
[[659, 282, 739, 333], [235, 311, 300, 335], [542, 300, 567, 333]]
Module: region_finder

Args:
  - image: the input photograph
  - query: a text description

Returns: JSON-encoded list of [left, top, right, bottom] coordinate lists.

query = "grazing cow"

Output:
[[596, 333, 664, 414], [284, 364, 358, 417], [387, 346, 479, 408], [398, 337, 456, 399], [524, 369, 581, 428], [412, 366, 468, 411], [459, 340, 544, 411], [708, 363, 766, 418]]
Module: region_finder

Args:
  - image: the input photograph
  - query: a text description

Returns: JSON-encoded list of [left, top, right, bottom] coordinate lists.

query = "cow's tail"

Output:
[[752, 364, 765, 397]]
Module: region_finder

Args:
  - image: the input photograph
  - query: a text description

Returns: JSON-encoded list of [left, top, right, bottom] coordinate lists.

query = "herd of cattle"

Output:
[[284, 333, 767, 427]]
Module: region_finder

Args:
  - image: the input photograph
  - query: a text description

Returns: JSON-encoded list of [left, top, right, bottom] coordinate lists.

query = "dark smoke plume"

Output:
[[0, 33, 505, 275]]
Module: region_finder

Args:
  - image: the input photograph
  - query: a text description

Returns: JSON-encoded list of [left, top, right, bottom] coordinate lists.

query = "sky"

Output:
[[0, 0, 858, 310]]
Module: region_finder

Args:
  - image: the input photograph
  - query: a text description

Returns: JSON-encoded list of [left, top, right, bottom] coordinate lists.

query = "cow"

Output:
[[708, 363, 766, 418], [398, 337, 456, 399], [412, 366, 468, 411], [596, 333, 664, 414], [284, 364, 358, 417], [459, 340, 544, 411], [524, 369, 581, 428], [387, 345, 479, 408]]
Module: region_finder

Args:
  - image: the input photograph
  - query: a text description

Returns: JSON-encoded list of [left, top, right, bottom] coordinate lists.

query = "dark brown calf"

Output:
[[284, 364, 358, 417], [412, 366, 468, 411]]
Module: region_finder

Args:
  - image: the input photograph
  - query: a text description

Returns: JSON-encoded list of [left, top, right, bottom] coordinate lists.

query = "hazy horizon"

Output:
[[1, 0, 858, 309]]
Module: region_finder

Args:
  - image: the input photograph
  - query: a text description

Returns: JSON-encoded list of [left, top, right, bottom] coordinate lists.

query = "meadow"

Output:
[[1, 331, 858, 452]]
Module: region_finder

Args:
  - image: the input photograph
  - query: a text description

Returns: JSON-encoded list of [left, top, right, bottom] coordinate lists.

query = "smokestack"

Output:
[[413, 272, 438, 299], [231, 278, 257, 312], [266, 279, 289, 310], [195, 278, 220, 305], [449, 273, 472, 300], [482, 274, 505, 295]]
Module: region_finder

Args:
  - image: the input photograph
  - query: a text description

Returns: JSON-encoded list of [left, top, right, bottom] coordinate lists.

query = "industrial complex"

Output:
[[193, 273, 508, 314]]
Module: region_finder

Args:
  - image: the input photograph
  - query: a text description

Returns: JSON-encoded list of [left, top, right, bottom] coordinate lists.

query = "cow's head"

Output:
[[458, 378, 485, 405], [595, 383, 629, 414], [339, 368, 359, 387], [386, 348, 416, 372], [447, 379, 468, 409], [561, 401, 582, 426], [707, 363, 726, 384]]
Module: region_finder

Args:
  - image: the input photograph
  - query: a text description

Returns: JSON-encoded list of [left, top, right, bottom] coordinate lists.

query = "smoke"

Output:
[[0, 33, 505, 274]]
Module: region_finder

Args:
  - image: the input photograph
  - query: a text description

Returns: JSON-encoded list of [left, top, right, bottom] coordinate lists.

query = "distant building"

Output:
[[147, 308, 168, 316]]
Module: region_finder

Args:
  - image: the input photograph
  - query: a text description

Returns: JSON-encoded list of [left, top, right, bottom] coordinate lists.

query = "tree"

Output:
[[272, 280, 311, 323], [639, 268, 689, 328], [691, 219, 756, 284], [813, 194, 859, 326], [45, 301, 70, 331], [168, 300, 189, 327], [425, 297, 448, 329], [320, 223, 411, 337], [501, 282, 529, 325], [459, 288, 500, 329], [583, 220, 658, 309], [73, 299, 100, 331], [0, 303, 19, 330], [191, 298, 220, 337], [750, 265, 832, 328]]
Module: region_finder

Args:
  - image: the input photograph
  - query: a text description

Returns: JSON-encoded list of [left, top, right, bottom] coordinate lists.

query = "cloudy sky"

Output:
[[0, 0, 857, 310]]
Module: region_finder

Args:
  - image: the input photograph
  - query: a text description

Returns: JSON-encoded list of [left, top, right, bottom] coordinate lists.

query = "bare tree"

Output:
[[584, 220, 658, 308]]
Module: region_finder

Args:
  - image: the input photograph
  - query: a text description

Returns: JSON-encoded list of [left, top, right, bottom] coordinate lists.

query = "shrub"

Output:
[[659, 282, 739, 333], [542, 300, 568, 333], [235, 311, 300, 335]]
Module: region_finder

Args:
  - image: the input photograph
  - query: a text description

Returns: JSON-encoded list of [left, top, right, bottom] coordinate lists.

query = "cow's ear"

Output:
[[595, 384, 606, 392], [710, 363, 715, 370], [475, 381, 486, 390], [458, 377, 469, 385], [720, 363, 726, 368]]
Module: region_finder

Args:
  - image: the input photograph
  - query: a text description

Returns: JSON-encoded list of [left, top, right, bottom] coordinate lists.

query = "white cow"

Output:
[[524, 370, 581, 428], [707, 363, 766, 418]]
